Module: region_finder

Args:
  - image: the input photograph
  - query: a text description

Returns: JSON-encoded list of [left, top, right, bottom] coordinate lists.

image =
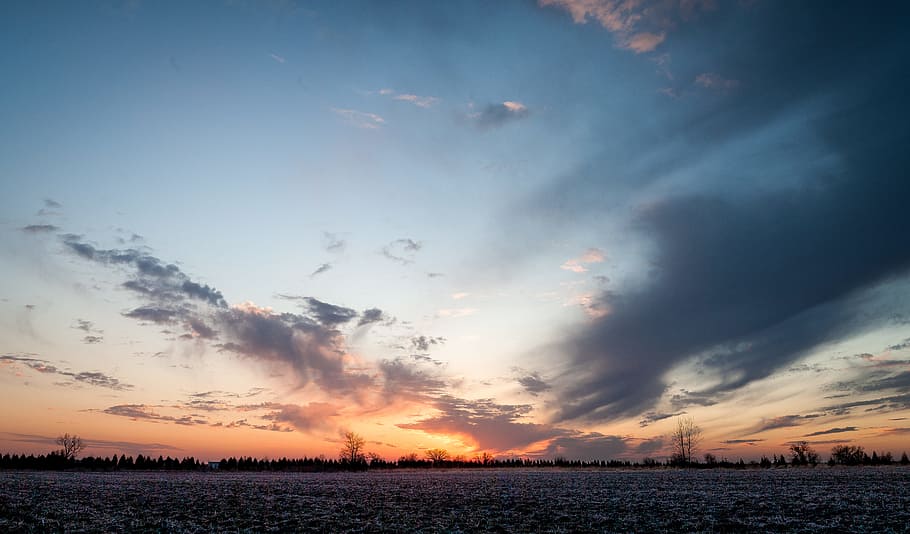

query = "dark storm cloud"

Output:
[[805, 427, 857, 437], [547, 3, 910, 423], [302, 297, 358, 326], [123, 306, 180, 324], [518, 372, 551, 396], [473, 101, 530, 130], [382, 238, 422, 264], [20, 224, 59, 233], [215, 304, 371, 393], [638, 411, 682, 427], [357, 307, 385, 326]]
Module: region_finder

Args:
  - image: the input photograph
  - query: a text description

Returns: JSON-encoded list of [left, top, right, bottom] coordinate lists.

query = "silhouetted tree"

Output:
[[830, 445, 865, 466], [56, 433, 85, 461], [789, 441, 819, 466], [671, 416, 702, 466], [339, 431, 366, 464], [425, 448, 449, 465]]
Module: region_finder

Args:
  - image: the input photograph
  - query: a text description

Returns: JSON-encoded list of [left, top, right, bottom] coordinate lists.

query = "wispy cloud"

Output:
[[310, 263, 332, 277], [331, 108, 385, 129], [437, 308, 477, 318], [805, 426, 858, 437], [375, 88, 439, 108], [695, 72, 741, 91], [560, 247, 606, 273], [1, 354, 132, 391], [269, 52, 286, 64], [539, 0, 714, 54], [20, 224, 59, 233], [382, 238, 422, 264], [470, 101, 530, 129]]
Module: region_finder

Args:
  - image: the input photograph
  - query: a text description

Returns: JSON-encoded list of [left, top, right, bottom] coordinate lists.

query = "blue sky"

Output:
[[2, 0, 909, 461]]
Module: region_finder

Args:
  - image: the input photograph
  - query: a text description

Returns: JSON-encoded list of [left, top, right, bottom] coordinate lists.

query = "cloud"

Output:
[[471, 101, 530, 129], [310, 263, 333, 277], [323, 232, 346, 253], [518, 372, 552, 396], [539, 0, 714, 53], [451, 292, 470, 300], [301, 297, 358, 327], [379, 358, 448, 402], [103, 404, 208, 426], [21, 224, 59, 233], [804, 426, 858, 437], [269, 52, 286, 64], [1, 354, 132, 391], [411, 335, 445, 352], [357, 308, 385, 327], [398, 395, 558, 452], [393, 93, 438, 108], [43, 198, 62, 208], [61, 236, 227, 309], [695, 72, 740, 91], [123, 306, 181, 324], [638, 411, 682, 427], [553, 167, 910, 422], [382, 238, 422, 264], [331, 108, 385, 129], [751, 414, 821, 434], [624, 32, 665, 54], [262, 402, 339, 432], [215, 302, 371, 393], [722, 439, 766, 445], [560, 247, 606, 273]]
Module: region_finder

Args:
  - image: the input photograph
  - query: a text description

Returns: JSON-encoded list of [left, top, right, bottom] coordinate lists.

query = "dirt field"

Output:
[[2, 467, 908, 532]]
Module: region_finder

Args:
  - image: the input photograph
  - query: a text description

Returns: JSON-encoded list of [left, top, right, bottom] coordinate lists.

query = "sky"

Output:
[[1, 0, 909, 463]]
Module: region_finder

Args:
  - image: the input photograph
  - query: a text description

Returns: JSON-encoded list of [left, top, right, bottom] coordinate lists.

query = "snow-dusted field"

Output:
[[1, 467, 908, 532]]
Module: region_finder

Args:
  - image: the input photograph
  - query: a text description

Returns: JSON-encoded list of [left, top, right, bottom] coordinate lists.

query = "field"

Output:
[[2, 467, 909, 532]]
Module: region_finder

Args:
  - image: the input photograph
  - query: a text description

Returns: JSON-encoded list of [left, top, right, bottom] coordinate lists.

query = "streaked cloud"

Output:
[[382, 238, 422, 264], [695, 72, 740, 91], [331, 108, 385, 129], [560, 247, 606, 273]]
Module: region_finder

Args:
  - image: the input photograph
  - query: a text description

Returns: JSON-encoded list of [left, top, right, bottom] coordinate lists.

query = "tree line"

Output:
[[2, 429, 907, 472]]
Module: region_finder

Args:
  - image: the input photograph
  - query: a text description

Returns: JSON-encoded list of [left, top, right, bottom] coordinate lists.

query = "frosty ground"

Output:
[[1, 467, 908, 532]]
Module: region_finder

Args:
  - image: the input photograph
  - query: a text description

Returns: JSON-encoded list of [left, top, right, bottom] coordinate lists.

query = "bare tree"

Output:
[[425, 448, 449, 464], [56, 433, 85, 460], [339, 431, 366, 463], [671, 416, 702, 466], [789, 441, 819, 466]]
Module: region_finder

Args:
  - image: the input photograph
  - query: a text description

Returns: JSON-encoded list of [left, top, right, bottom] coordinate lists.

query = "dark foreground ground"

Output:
[[1, 467, 909, 533]]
